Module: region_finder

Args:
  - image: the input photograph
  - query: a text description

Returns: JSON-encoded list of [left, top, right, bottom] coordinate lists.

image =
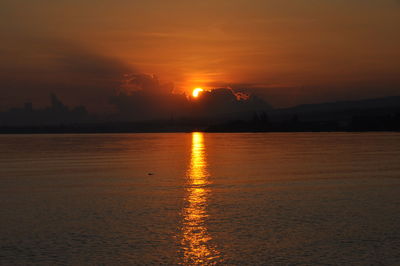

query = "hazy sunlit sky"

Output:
[[1, 0, 399, 110]]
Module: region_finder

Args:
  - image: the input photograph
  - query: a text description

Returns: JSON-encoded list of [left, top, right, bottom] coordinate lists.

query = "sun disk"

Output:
[[192, 88, 204, 98]]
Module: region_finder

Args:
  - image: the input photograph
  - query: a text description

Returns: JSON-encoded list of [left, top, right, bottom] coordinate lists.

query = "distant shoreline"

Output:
[[2, 95, 399, 134], [1, 126, 399, 134]]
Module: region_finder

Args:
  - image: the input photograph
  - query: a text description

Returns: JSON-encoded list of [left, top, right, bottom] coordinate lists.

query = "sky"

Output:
[[1, 0, 399, 111]]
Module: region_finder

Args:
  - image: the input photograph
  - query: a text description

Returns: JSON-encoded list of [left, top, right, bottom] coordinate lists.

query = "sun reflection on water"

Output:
[[181, 132, 220, 265]]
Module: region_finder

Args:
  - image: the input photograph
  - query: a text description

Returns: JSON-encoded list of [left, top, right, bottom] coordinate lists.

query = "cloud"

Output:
[[109, 86, 271, 121], [119, 73, 174, 95], [0, 37, 133, 111], [109, 91, 188, 121], [56, 47, 131, 80], [193, 88, 271, 115]]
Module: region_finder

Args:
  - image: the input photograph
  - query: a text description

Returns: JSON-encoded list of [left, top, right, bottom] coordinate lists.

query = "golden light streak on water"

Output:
[[181, 132, 220, 265]]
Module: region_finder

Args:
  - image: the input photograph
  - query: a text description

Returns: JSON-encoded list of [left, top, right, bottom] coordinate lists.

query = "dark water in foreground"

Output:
[[1, 133, 400, 265]]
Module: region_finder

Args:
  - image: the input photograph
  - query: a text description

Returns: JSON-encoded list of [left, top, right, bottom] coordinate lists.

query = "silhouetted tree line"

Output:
[[350, 113, 400, 131], [206, 110, 400, 132]]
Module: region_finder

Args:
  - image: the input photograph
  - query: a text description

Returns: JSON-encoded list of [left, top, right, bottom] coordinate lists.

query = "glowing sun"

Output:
[[192, 88, 204, 98]]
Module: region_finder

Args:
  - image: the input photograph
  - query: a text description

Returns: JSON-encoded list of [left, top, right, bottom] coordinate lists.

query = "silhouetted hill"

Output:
[[275, 96, 400, 118]]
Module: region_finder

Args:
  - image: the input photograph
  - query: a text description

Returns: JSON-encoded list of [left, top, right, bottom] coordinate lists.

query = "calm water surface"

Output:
[[1, 133, 400, 265]]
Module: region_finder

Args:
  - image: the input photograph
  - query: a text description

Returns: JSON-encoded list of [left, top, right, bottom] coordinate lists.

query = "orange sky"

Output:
[[1, 0, 399, 110]]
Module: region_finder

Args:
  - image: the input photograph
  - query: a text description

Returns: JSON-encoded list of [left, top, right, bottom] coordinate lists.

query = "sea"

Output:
[[1, 132, 400, 265]]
